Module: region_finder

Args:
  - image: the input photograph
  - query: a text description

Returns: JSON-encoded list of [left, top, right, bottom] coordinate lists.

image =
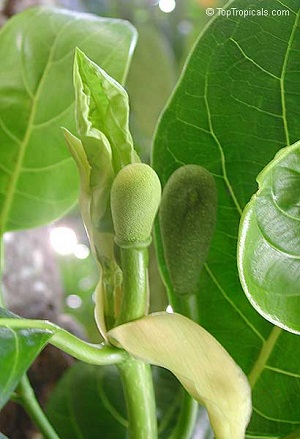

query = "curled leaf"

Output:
[[238, 141, 300, 334], [108, 312, 252, 439], [66, 49, 140, 334]]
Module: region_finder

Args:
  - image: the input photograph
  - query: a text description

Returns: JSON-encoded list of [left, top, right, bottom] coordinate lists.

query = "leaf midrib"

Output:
[[248, 325, 281, 388], [0, 328, 19, 404]]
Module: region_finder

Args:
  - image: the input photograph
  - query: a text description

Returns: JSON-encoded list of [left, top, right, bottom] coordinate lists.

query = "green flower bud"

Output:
[[159, 165, 217, 296], [111, 163, 161, 248]]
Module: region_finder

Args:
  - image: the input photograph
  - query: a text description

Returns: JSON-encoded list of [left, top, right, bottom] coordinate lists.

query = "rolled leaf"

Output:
[[108, 312, 252, 439], [238, 141, 300, 334], [74, 48, 139, 171], [67, 50, 141, 334]]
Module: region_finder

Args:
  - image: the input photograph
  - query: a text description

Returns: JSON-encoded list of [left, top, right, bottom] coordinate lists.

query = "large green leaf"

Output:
[[46, 362, 183, 439], [153, 0, 300, 437], [0, 308, 54, 410], [0, 7, 136, 231], [238, 142, 300, 334], [46, 363, 127, 439]]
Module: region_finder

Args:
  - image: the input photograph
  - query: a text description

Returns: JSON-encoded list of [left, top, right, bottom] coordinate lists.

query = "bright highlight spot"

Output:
[[50, 227, 78, 255], [79, 276, 95, 291], [66, 294, 82, 309], [74, 244, 90, 259], [159, 0, 176, 13], [166, 305, 174, 313]]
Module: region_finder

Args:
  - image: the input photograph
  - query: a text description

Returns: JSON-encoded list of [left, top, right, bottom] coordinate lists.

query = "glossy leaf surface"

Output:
[[46, 363, 127, 439], [153, 0, 300, 436], [109, 312, 252, 439], [46, 362, 183, 439], [0, 7, 136, 231], [0, 308, 54, 410], [238, 142, 300, 334]]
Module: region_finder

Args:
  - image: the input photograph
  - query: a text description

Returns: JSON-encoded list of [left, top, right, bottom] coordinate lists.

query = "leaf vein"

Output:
[[280, 9, 300, 145], [265, 365, 300, 378], [0, 117, 22, 145], [204, 74, 242, 215], [252, 405, 300, 424], [248, 326, 281, 388], [21, 156, 73, 173], [0, 20, 72, 235], [230, 38, 280, 81], [204, 263, 265, 342], [232, 96, 282, 118], [32, 103, 74, 129], [1, 328, 19, 400]]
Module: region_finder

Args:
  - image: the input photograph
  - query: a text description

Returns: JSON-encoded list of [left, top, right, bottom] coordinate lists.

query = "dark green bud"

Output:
[[159, 165, 217, 296], [111, 163, 161, 248]]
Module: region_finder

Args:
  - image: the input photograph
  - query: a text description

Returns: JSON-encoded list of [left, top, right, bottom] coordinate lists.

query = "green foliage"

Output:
[[159, 165, 217, 297], [0, 308, 54, 410], [0, 7, 136, 232], [0, 1, 300, 438], [46, 363, 127, 439], [238, 141, 300, 334], [153, 0, 300, 436], [111, 163, 161, 247], [46, 362, 182, 439]]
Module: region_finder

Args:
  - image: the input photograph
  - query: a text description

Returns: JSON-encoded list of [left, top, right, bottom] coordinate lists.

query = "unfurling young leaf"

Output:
[[159, 165, 217, 296], [108, 312, 252, 439], [65, 49, 140, 335], [238, 140, 300, 334]]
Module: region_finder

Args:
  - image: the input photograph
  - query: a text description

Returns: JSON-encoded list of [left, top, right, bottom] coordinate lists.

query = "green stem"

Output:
[[0, 318, 128, 365], [167, 293, 199, 439], [116, 247, 148, 325], [168, 391, 198, 439], [118, 359, 157, 439], [116, 245, 157, 439], [170, 293, 200, 322], [16, 375, 59, 439]]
